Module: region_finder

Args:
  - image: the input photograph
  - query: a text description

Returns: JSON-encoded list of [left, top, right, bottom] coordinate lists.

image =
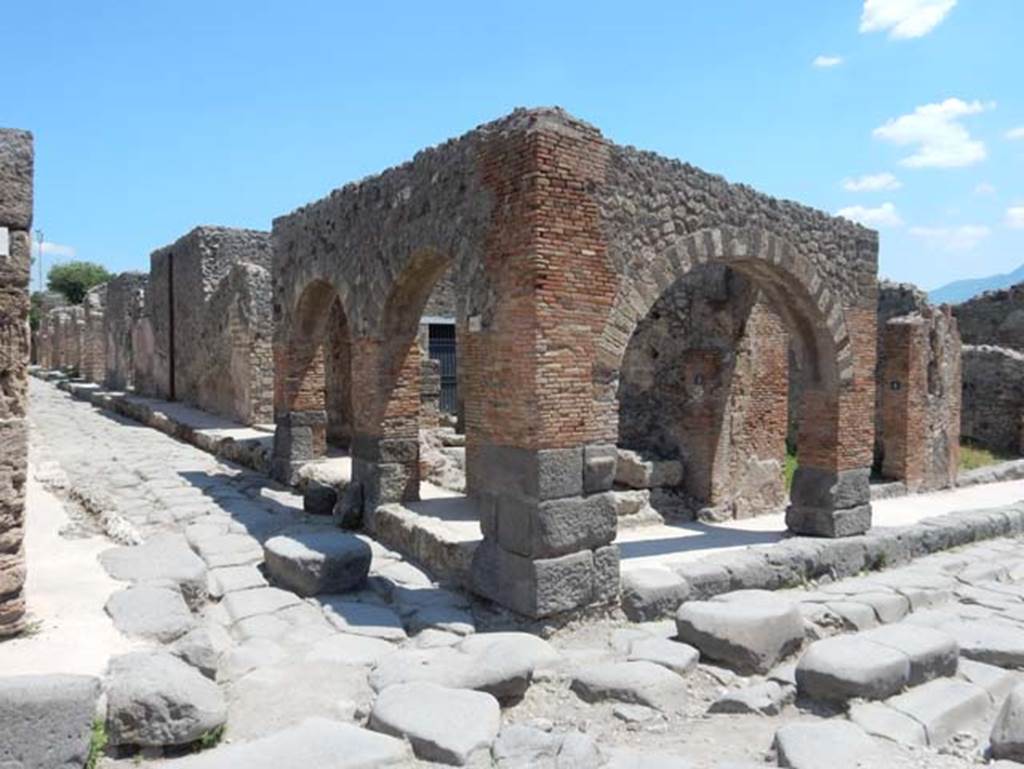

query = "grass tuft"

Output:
[[86, 718, 107, 769], [959, 439, 1013, 472]]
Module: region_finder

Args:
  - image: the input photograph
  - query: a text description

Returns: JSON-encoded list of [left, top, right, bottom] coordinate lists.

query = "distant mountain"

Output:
[[929, 263, 1024, 305]]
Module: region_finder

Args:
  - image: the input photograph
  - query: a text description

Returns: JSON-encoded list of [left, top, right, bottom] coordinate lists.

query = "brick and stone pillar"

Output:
[[272, 336, 328, 484], [0, 128, 33, 637]]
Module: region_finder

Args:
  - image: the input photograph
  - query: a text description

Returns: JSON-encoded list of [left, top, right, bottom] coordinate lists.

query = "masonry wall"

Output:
[[954, 284, 1024, 352], [104, 272, 148, 390], [617, 264, 788, 518], [145, 227, 272, 424], [962, 345, 1024, 455], [0, 128, 32, 637], [81, 284, 107, 382]]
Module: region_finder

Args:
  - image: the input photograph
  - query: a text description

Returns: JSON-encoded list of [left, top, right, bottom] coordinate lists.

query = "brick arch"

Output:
[[271, 277, 354, 481]]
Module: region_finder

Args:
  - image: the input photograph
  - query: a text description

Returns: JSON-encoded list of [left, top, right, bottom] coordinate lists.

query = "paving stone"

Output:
[[219, 637, 287, 681], [106, 651, 227, 748], [99, 533, 208, 601], [887, 678, 990, 746], [170, 627, 219, 678], [959, 658, 1019, 704], [264, 527, 372, 597], [569, 660, 688, 712], [369, 682, 500, 765], [850, 591, 910, 623], [620, 567, 690, 621], [321, 599, 408, 641], [796, 635, 910, 702], [222, 586, 302, 624], [708, 681, 786, 715], [492, 724, 600, 769], [860, 623, 959, 686], [207, 564, 268, 597], [304, 633, 396, 667], [0, 674, 101, 769], [992, 682, 1024, 762], [156, 717, 410, 768], [823, 600, 879, 630], [935, 618, 1024, 667], [675, 590, 804, 674], [848, 701, 928, 746], [194, 533, 264, 568], [626, 637, 699, 676], [404, 605, 476, 636], [773, 721, 878, 769], [105, 583, 196, 642], [370, 632, 559, 702], [604, 747, 695, 768]]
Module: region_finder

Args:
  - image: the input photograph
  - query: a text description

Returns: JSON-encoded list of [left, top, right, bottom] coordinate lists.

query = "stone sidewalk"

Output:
[[11, 378, 1024, 768]]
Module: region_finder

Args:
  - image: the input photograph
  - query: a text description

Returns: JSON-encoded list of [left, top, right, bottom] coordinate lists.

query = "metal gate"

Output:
[[427, 323, 458, 414]]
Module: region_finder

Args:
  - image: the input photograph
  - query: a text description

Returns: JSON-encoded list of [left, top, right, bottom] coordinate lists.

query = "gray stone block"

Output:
[[861, 624, 958, 686], [992, 683, 1024, 762], [786, 504, 871, 538], [0, 129, 33, 229], [583, 444, 617, 493], [105, 583, 196, 642], [789, 466, 871, 509], [537, 447, 583, 500], [303, 481, 338, 515], [264, 527, 372, 597], [0, 674, 100, 769], [532, 493, 617, 557], [592, 544, 621, 604], [621, 567, 690, 621], [570, 660, 688, 712], [796, 635, 910, 703], [888, 678, 989, 746]]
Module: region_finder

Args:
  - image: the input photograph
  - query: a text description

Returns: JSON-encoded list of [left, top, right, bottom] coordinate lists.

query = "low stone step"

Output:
[[796, 635, 910, 703], [887, 678, 990, 746], [859, 624, 959, 686]]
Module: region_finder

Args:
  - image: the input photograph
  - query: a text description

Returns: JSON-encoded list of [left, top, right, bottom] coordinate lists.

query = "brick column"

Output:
[[0, 129, 32, 637], [271, 338, 327, 483]]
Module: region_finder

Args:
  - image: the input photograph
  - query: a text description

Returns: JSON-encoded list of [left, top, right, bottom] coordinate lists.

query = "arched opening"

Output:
[[272, 279, 354, 483], [616, 263, 791, 521]]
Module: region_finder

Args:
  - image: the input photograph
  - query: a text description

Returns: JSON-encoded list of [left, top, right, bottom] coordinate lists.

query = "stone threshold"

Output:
[[39, 374, 274, 475]]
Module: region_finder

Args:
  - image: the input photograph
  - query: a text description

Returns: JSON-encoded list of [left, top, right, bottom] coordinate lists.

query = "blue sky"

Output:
[[4, 0, 1022, 291]]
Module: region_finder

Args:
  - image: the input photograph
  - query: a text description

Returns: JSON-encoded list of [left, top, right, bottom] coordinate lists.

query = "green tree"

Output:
[[46, 261, 112, 304]]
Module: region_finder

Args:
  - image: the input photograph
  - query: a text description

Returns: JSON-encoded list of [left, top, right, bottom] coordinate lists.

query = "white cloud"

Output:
[[836, 202, 904, 228], [973, 182, 997, 196], [873, 98, 993, 168], [813, 55, 843, 68], [860, 0, 957, 39], [1007, 127, 1024, 141], [909, 224, 991, 251], [30, 241, 77, 259], [1007, 207, 1024, 229], [842, 172, 902, 192]]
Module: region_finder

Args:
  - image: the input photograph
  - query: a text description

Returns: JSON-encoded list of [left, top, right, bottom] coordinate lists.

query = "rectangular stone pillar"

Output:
[[0, 128, 32, 637]]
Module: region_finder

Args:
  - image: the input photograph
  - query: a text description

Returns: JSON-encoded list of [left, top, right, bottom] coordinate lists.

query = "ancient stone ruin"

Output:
[[0, 128, 32, 636]]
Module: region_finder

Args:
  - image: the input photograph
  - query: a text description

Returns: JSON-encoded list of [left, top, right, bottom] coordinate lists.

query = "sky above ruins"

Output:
[[4, 0, 1022, 291]]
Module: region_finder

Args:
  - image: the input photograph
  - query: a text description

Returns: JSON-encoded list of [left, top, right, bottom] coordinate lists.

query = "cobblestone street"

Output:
[[5, 379, 1024, 768]]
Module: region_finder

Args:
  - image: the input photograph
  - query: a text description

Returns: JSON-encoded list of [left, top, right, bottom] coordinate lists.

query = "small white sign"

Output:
[[0, 227, 8, 259], [468, 315, 482, 333]]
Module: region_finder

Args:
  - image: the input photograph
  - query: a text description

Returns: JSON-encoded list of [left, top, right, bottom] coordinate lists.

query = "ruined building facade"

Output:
[[0, 128, 32, 636]]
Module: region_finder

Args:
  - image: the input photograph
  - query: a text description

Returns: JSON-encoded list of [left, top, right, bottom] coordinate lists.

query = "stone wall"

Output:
[[144, 227, 272, 424], [617, 264, 788, 518], [0, 128, 32, 637], [81, 284, 107, 383], [954, 283, 1024, 352], [962, 345, 1024, 455], [878, 307, 961, 490], [104, 272, 147, 391]]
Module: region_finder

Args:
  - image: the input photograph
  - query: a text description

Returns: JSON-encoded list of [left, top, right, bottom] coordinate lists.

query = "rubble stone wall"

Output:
[[103, 272, 147, 391], [81, 284, 107, 382], [145, 227, 272, 424], [962, 345, 1024, 456], [0, 127, 32, 637], [954, 284, 1024, 352]]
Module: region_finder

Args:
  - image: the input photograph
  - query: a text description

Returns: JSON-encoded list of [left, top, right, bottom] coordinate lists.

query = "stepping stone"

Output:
[[304, 633, 396, 667], [860, 624, 959, 686], [321, 599, 407, 641], [935, 619, 1024, 668], [369, 682, 500, 765], [621, 567, 690, 622], [627, 637, 699, 676], [223, 587, 302, 624], [992, 682, 1024, 762], [848, 701, 927, 746], [369, 632, 558, 703], [106, 652, 227, 748], [105, 583, 196, 642], [708, 681, 786, 715], [773, 721, 878, 769], [171, 627, 220, 679], [264, 527, 372, 597], [675, 590, 804, 674], [99, 533, 207, 601], [796, 635, 910, 703], [154, 717, 410, 768], [887, 678, 989, 746], [207, 564, 267, 597], [569, 660, 688, 712], [0, 674, 101, 769]]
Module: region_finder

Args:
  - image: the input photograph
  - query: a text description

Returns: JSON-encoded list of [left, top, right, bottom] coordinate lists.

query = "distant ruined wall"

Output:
[[954, 284, 1024, 352], [617, 264, 788, 517], [81, 283, 107, 382], [145, 227, 272, 424], [0, 128, 32, 637], [962, 345, 1024, 456], [104, 272, 147, 390]]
